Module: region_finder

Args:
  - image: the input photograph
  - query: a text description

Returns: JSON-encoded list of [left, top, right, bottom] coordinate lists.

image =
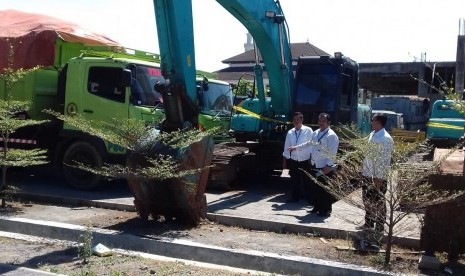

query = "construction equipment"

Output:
[[371, 110, 405, 131], [2, 2, 368, 221], [0, 10, 165, 190], [427, 99, 465, 146], [371, 96, 430, 131], [0, 9, 214, 225], [206, 1, 363, 189], [420, 19, 465, 261], [357, 103, 373, 136], [197, 77, 233, 142], [370, 109, 427, 142], [124, 0, 216, 225]]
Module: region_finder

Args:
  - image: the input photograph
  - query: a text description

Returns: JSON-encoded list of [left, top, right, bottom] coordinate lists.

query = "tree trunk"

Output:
[[1, 166, 7, 208], [384, 209, 395, 266], [1, 136, 7, 208]]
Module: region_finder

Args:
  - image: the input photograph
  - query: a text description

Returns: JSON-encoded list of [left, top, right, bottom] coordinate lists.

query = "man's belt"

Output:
[[289, 159, 309, 162]]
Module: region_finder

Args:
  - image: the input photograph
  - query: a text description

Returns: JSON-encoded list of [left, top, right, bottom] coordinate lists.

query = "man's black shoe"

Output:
[[318, 212, 331, 217], [309, 208, 320, 214]]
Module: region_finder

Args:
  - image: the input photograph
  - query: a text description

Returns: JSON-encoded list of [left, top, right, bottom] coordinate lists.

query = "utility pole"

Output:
[[455, 18, 465, 99]]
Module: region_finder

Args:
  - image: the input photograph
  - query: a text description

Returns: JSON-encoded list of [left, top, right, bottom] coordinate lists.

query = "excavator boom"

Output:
[[216, 0, 294, 116]]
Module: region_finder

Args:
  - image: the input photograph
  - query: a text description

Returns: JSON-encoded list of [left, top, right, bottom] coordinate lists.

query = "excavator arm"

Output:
[[216, 0, 294, 117], [154, 0, 293, 129], [153, 0, 199, 131], [132, 0, 296, 213]]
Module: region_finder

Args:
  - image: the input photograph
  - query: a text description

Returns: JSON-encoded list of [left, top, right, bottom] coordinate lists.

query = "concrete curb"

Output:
[[17, 192, 136, 212], [207, 213, 420, 249], [0, 263, 65, 276], [0, 216, 390, 276], [16, 191, 420, 249]]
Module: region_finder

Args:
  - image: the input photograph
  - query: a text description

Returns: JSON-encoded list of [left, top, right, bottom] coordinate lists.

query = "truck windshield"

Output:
[[129, 64, 164, 106], [434, 102, 465, 119], [294, 64, 338, 113], [199, 82, 233, 116]]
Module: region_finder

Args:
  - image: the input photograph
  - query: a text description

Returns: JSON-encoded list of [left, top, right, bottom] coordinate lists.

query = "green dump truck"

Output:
[[1, 52, 166, 189], [0, 13, 166, 189]]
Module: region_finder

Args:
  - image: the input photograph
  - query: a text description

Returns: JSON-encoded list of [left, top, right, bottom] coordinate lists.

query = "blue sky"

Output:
[[0, 0, 464, 72]]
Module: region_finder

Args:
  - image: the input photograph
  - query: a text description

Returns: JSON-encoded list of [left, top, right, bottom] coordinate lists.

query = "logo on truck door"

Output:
[[66, 102, 78, 115], [106, 142, 126, 154]]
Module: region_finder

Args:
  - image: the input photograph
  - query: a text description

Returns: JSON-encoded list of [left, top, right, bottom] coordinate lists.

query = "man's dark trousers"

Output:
[[362, 178, 387, 232], [311, 169, 336, 214], [287, 159, 310, 201]]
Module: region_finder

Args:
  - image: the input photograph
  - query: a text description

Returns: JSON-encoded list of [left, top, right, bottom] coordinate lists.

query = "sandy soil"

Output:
[[0, 201, 439, 275]]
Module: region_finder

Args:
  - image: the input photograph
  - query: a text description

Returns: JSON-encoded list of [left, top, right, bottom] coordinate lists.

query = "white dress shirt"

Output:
[[362, 128, 394, 180], [310, 127, 339, 168], [282, 125, 313, 161]]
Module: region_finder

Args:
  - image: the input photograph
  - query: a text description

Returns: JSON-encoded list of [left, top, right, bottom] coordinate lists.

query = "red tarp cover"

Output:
[[0, 9, 120, 70]]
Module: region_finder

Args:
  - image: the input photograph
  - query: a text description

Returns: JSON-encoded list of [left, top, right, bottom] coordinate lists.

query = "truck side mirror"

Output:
[[202, 81, 209, 91], [422, 98, 430, 115]]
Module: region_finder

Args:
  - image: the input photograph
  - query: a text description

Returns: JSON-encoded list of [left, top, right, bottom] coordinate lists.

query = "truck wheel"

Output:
[[62, 141, 103, 190]]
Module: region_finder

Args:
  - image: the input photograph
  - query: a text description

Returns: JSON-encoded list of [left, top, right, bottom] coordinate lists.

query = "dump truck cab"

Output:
[[58, 56, 165, 187], [62, 57, 165, 129]]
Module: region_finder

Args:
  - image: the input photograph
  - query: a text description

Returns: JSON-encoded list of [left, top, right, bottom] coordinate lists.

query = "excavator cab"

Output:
[[294, 54, 359, 126]]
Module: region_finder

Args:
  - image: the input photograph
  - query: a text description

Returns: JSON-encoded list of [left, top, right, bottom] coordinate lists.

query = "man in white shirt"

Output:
[[358, 113, 394, 233], [308, 113, 339, 217], [283, 112, 313, 202]]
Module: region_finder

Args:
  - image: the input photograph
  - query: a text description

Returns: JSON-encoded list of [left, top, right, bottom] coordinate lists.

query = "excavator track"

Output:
[[208, 142, 251, 190]]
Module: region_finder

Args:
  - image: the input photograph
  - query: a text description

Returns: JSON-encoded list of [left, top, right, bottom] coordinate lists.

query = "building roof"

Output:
[[222, 42, 328, 64], [215, 70, 269, 83]]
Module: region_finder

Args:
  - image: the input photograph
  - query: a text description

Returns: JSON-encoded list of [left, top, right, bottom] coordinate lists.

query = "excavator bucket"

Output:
[[126, 135, 214, 226]]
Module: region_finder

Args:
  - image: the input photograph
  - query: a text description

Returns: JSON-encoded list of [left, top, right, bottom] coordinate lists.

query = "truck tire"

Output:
[[62, 141, 103, 190]]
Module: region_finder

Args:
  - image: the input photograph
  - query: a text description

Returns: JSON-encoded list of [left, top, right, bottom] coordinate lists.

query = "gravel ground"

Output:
[[0, 234, 274, 276], [0, 201, 439, 275]]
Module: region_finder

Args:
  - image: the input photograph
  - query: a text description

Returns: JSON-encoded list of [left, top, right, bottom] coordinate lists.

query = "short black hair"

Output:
[[318, 113, 331, 122], [372, 113, 387, 127], [293, 112, 303, 119]]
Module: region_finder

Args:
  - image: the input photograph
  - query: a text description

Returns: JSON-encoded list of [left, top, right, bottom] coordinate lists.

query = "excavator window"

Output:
[[340, 70, 353, 107], [198, 82, 233, 115], [294, 64, 338, 114]]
